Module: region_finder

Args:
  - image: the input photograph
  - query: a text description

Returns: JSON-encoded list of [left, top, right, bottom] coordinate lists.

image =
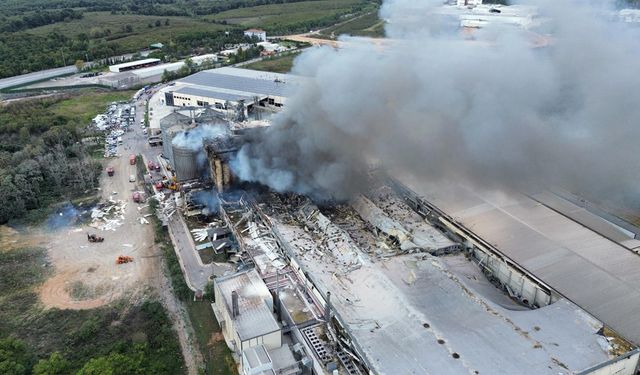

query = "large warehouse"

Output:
[[165, 67, 298, 111], [108, 58, 161, 73], [394, 173, 640, 346]]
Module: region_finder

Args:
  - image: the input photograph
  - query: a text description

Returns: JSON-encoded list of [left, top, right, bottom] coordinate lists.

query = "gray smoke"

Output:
[[232, 0, 640, 204], [173, 124, 228, 170]]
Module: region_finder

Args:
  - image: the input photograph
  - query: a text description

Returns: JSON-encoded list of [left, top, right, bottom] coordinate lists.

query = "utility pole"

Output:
[[60, 49, 66, 66]]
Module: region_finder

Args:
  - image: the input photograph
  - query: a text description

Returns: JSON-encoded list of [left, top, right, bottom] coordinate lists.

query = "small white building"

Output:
[[108, 58, 161, 73], [244, 28, 267, 42], [212, 269, 282, 354], [456, 0, 482, 6]]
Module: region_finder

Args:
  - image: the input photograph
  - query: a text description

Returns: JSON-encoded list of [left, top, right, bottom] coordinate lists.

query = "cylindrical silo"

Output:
[[172, 144, 199, 181]]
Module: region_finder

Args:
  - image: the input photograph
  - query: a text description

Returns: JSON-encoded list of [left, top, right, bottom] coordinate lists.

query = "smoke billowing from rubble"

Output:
[[232, 0, 640, 204]]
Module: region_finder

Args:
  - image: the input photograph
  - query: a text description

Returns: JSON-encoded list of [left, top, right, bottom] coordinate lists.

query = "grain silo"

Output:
[[172, 144, 199, 181], [160, 112, 193, 167]]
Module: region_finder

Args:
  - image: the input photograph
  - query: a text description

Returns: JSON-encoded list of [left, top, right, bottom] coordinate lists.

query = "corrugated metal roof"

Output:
[[174, 86, 254, 103], [110, 58, 160, 70], [180, 71, 292, 97], [216, 269, 280, 341], [397, 176, 640, 344]]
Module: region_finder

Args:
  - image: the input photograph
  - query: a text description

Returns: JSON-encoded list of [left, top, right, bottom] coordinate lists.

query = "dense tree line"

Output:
[[0, 98, 103, 224], [166, 29, 258, 58], [0, 301, 183, 374], [0, 0, 347, 19], [0, 9, 83, 32], [0, 32, 121, 78]]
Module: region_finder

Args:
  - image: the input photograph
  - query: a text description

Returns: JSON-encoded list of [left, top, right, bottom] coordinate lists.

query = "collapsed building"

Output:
[[151, 70, 640, 374], [148, 116, 639, 374]]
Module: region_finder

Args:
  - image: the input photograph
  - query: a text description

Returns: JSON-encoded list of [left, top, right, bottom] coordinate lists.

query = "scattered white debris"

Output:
[[90, 200, 127, 231]]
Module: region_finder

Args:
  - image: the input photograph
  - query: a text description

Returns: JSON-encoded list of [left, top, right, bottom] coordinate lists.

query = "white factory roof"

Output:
[[132, 54, 217, 79], [435, 4, 541, 29], [397, 176, 640, 345], [216, 269, 280, 341], [274, 222, 613, 375], [174, 86, 254, 103], [178, 67, 298, 98], [109, 58, 160, 70]]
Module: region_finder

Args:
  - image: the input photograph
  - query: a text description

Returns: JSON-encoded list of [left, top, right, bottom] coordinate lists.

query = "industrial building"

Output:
[[108, 58, 161, 73], [394, 175, 640, 346], [213, 269, 282, 353], [166, 67, 298, 111], [244, 28, 267, 42], [147, 67, 640, 375], [200, 183, 640, 375]]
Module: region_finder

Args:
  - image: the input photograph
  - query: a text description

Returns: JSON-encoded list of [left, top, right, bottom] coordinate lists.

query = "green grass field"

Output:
[[0, 246, 185, 373], [50, 89, 134, 124], [27, 12, 225, 52], [186, 300, 237, 375], [244, 52, 301, 73], [206, 0, 375, 33], [320, 11, 384, 38]]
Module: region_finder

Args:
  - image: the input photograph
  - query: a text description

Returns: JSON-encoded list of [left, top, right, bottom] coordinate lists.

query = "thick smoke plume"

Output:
[[232, 0, 640, 204]]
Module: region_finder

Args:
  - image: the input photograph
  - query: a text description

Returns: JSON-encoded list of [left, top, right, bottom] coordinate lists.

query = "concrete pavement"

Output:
[[0, 65, 77, 90]]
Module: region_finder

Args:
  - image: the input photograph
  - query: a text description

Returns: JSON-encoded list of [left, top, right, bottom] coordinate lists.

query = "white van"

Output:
[[129, 174, 136, 182]]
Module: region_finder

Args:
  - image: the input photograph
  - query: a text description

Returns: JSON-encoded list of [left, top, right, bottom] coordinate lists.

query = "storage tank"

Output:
[[172, 144, 199, 181]]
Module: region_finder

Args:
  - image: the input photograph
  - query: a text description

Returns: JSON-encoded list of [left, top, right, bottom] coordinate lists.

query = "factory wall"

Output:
[[172, 91, 286, 110], [212, 280, 282, 355], [173, 92, 236, 109], [576, 348, 640, 375], [240, 331, 282, 353], [213, 286, 242, 353]]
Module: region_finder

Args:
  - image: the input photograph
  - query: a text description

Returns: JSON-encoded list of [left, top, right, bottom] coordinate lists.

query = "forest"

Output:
[[0, 0, 376, 78], [0, 91, 132, 225]]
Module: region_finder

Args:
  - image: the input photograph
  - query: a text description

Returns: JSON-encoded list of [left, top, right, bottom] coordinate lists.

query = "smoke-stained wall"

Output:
[[231, 0, 640, 205]]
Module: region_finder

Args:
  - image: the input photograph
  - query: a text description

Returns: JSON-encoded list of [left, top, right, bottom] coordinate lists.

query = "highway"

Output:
[[0, 65, 77, 90]]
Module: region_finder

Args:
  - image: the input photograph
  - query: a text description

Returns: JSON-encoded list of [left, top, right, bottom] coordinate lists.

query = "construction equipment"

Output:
[[132, 191, 142, 203], [116, 255, 134, 264], [87, 233, 104, 243]]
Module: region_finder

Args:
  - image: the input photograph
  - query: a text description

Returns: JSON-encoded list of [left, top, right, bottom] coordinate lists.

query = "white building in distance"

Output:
[[244, 28, 267, 42]]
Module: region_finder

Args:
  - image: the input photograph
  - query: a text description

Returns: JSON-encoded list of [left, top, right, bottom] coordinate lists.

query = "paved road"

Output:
[[134, 86, 232, 291], [0, 65, 78, 90]]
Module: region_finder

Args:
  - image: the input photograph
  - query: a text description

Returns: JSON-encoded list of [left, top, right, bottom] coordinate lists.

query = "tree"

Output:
[[76, 353, 139, 375], [155, 20, 161, 27], [74, 59, 84, 71], [0, 337, 32, 375], [33, 352, 71, 375], [164, 18, 170, 26]]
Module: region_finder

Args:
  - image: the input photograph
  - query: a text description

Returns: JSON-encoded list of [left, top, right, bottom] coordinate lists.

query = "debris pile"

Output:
[[89, 199, 127, 231]]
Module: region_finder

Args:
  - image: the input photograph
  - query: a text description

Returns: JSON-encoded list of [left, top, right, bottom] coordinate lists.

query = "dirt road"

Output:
[[25, 91, 203, 374]]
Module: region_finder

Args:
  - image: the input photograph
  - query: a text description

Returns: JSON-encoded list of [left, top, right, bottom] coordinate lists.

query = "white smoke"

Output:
[[171, 124, 228, 150], [231, 0, 640, 205]]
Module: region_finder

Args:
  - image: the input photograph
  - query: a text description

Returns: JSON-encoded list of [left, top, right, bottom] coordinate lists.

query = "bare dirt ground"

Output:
[[1, 96, 202, 374], [37, 151, 157, 310]]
